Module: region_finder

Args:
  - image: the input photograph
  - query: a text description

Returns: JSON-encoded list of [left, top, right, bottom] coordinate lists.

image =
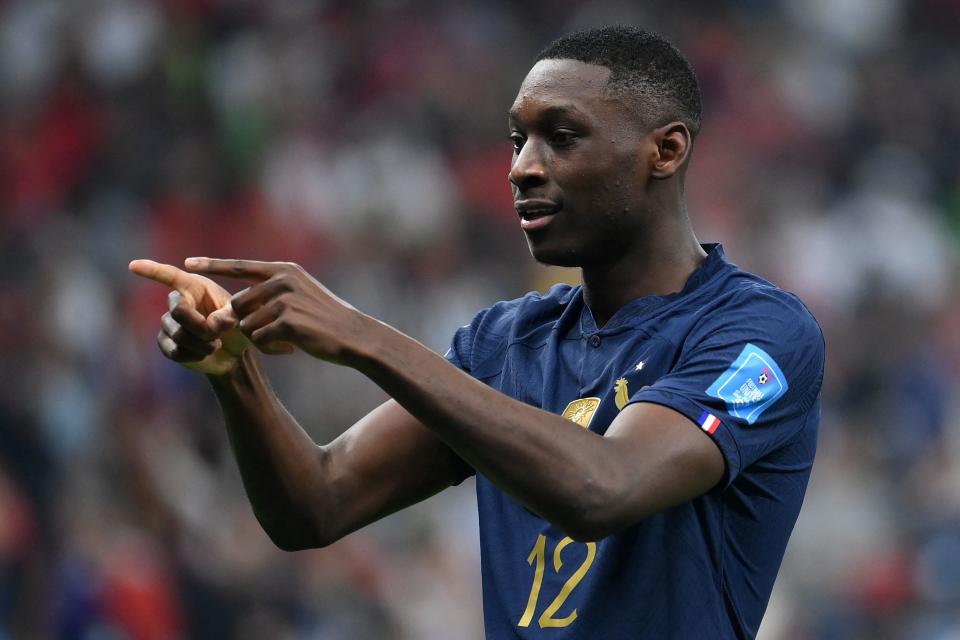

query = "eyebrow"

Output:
[[507, 103, 589, 122]]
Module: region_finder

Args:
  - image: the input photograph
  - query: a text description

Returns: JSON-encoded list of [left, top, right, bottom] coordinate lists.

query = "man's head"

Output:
[[508, 26, 702, 267], [536, 26, 702, 137]]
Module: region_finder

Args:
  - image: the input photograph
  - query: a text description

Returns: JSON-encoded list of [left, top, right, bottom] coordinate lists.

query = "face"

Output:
[[508, 59, 656, 267]]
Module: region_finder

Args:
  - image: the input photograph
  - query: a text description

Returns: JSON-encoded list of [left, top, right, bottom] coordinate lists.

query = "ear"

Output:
[[650, 122, 691, 180]]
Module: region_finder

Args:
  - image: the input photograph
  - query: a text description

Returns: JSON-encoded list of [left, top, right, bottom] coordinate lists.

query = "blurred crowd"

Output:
[[1, 0, 959, 638]]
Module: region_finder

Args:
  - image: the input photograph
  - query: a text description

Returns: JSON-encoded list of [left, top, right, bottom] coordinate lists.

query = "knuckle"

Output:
[[170, 303, 190, 322], [270, 273, 290, 292], [279, 261, 303, 275], [158, 334, 175, 358], [165, 315, 185, 336]]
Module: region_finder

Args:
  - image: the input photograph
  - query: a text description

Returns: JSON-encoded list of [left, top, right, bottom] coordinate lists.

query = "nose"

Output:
[[508, 139, 548, 192]]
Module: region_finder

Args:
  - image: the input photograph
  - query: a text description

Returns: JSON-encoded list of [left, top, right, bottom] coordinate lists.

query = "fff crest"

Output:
[[561, 397, 601, 428]]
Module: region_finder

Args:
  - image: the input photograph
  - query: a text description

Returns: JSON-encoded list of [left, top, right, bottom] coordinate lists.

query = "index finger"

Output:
[[184, 258, 279, 282], [129, 259, 193, 292]]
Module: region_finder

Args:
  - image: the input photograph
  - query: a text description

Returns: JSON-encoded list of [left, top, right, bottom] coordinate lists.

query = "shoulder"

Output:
[[698, 271, 826, 408], [674, 268, 825, 403], [703, 269, 824, 354], [476, 283, 577, 335], [450, 283, 577, 375]]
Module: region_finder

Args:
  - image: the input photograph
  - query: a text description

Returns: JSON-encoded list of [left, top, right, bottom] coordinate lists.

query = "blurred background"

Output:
[[1, 0, 959, 638]]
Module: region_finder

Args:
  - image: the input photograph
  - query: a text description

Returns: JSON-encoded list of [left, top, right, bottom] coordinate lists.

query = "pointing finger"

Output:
[[184, 258, 280, 282], [129, 259, 194, 292]]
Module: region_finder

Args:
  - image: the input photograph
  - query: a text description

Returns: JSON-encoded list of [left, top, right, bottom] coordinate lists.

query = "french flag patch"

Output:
[[699, 411, 721, 435]]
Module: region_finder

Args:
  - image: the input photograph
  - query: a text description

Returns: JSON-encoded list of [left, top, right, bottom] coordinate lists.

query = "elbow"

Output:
[[557, 482, 679, 541], [258, 450, 345, 552], [271, 536, 312, 553], [266, 527, 337, 552], [264, 527, 318, 552], [259, 516, 339, 552], [552, 479, 630, 543], [563, 523, 611, 543], [559, 516, 621, 543]]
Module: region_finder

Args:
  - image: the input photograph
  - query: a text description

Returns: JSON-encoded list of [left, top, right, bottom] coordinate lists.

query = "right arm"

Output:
[[132, 259, 465, 551], [209, 354, 467, 550]]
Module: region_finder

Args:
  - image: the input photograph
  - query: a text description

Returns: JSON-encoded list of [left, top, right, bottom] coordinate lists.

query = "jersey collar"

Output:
[[577, 243, 731, 335]]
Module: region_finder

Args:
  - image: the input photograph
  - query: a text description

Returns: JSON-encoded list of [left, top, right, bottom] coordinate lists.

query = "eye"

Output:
[[550, 129, 578, 148], [509, 133, 526, 152]]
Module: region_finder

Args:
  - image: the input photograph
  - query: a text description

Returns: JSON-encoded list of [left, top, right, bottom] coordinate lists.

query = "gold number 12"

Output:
[[518, 534, 597, 628]]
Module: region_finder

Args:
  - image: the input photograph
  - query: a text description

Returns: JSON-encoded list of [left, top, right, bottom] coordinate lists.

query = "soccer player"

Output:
[[131, 26, 824, 639]]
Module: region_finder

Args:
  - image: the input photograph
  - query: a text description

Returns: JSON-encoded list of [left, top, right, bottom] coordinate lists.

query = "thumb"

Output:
[[208, 306, 239, 334]]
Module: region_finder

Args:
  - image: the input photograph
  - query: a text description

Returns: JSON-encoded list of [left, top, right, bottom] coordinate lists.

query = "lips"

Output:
[[515, 199, 560, 231]]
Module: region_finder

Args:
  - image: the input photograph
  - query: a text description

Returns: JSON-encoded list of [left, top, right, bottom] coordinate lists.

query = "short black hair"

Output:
[[536, 25, 702, 136]]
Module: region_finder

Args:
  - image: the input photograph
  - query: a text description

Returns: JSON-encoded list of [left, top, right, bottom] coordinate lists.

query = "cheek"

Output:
[[555, 148, 645, 224], [586, 172, 636, 223]]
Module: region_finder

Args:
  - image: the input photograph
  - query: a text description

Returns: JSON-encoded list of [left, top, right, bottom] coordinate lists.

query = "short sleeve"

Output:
[[444, 308, 489, 374], [442, 309, 492, 483], [629, 288, 824, 486]]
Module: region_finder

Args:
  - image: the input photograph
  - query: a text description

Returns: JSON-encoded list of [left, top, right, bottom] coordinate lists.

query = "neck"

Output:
[[581, 219, 706, 328]]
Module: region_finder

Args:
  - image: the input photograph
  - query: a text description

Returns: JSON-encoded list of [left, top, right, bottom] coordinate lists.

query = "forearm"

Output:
[[352, 319, 624, 539], [208, 349, 329, 549]]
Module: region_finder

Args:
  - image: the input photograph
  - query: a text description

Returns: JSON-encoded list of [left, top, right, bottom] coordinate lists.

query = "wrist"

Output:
[[341, 311, 391, 369], [207, 348, 258, 388]]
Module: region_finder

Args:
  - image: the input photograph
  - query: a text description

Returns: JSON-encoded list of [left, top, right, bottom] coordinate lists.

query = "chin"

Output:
[[527, 242, 583, 268], [527, 232, 618, 268]]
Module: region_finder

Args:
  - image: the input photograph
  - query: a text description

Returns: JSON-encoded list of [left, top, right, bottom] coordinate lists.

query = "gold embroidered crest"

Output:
[[614, 378, 630, 410], [561, 397, 601, 428]]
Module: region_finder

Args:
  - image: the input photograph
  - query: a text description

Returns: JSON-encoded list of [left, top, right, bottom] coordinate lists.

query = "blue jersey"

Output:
[[446, 245, 824, 639]]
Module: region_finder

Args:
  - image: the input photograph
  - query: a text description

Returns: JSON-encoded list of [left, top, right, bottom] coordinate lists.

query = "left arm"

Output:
[[185, 258, 724, 541], [357, 325, 723, 540]]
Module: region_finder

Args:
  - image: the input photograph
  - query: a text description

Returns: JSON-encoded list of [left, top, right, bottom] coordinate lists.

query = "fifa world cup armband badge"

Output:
[[706, 343, 788, 424]]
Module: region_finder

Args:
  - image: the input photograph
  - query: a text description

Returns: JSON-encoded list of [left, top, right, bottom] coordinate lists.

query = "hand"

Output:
[[183, 258, 369, 365], [129, 259, 264, 375]]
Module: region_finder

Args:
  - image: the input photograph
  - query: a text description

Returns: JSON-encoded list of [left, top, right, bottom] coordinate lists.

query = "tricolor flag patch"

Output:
[[699, 411, 721, 435]]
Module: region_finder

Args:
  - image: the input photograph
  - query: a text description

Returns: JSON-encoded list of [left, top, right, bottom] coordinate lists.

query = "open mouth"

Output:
[[516, 201, 560, 231], [519, 210, 557, 231]]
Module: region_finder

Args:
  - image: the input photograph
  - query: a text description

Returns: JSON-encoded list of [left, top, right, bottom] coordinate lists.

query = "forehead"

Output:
[[510, 59, 613, 119]]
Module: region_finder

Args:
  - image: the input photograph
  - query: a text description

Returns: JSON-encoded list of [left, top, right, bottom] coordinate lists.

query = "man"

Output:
[[131, 26, 824, 639]]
